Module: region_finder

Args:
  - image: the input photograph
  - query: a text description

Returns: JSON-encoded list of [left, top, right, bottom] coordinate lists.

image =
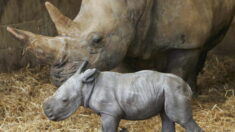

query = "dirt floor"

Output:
[[0, 55, 235, 132]]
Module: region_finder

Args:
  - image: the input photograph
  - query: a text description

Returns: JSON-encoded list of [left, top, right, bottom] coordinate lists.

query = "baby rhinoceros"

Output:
[[43, 61, 203, 132]]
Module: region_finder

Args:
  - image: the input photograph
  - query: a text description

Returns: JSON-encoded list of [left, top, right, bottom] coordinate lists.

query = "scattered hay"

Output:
[[0, 55, 235, 132]]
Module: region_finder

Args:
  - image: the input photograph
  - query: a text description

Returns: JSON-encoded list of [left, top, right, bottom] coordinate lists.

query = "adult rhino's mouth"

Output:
[[50, 58, 89, 87]]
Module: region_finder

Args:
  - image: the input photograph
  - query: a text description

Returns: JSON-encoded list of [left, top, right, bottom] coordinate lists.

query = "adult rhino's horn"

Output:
[[7, 26, 36, 42], [7, 26, 66, 63], [45, 2, 80, 36]]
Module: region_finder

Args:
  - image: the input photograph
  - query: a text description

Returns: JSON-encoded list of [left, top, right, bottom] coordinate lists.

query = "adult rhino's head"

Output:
[[7, 1, 145, 86], [43, 61, 98, 121]]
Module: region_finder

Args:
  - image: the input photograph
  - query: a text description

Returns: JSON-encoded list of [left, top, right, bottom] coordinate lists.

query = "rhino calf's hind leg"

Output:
[[165, 106, 203, 132], [101, 114, 120, 132], [163, 84, 203, 132]]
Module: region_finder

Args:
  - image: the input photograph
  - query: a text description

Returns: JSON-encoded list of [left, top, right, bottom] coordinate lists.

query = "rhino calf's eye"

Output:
[[62, 97, 68, 103]]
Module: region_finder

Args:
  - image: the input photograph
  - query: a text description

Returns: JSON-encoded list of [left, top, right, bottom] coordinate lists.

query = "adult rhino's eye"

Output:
[[92, 33, 103, 44]]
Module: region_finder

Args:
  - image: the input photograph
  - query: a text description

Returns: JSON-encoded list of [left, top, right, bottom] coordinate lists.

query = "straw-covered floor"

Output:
[[0, 55, 234, 132]]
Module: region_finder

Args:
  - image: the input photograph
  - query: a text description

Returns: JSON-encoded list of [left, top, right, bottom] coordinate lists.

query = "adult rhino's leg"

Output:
[[160, 111, 175, 132], [101, 114, 120, 132], [166, 48, 203, 95]]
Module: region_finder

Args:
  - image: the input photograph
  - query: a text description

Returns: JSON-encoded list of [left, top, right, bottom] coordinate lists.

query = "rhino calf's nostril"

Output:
[[50, 116, 56, 120], [48, 113, 53, 118]]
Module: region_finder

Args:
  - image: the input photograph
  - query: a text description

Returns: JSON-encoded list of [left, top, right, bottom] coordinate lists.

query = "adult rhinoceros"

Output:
[[7, 0, 235, 94]]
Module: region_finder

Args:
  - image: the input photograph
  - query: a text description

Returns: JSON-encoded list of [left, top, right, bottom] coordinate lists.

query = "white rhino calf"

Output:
[[43, 61, 203, 132]]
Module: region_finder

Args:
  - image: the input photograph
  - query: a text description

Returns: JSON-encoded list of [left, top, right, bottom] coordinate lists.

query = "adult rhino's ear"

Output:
[[82, 69, 99, 83]]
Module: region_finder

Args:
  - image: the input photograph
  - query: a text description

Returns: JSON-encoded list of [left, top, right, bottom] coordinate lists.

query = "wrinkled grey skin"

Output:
[[43, 63, 203, 132]]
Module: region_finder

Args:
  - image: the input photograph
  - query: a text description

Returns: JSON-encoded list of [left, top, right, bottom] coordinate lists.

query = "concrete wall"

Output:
[[0, 0, 81, 72]]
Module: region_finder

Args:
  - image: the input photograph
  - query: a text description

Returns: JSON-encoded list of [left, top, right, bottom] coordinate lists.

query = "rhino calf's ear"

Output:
[[82, 69, 98, 83]]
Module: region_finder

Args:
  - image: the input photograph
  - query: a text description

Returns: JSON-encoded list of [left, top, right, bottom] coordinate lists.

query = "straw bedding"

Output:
[[0, 55, 234, 132]]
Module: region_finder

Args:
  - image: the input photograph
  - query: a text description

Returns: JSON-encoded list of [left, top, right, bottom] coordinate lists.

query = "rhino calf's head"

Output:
[[43, 61, 98, 121]]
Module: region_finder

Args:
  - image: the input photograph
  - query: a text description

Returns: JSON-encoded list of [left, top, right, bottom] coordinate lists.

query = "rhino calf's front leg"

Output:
[[101, 114, 120, 132]]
